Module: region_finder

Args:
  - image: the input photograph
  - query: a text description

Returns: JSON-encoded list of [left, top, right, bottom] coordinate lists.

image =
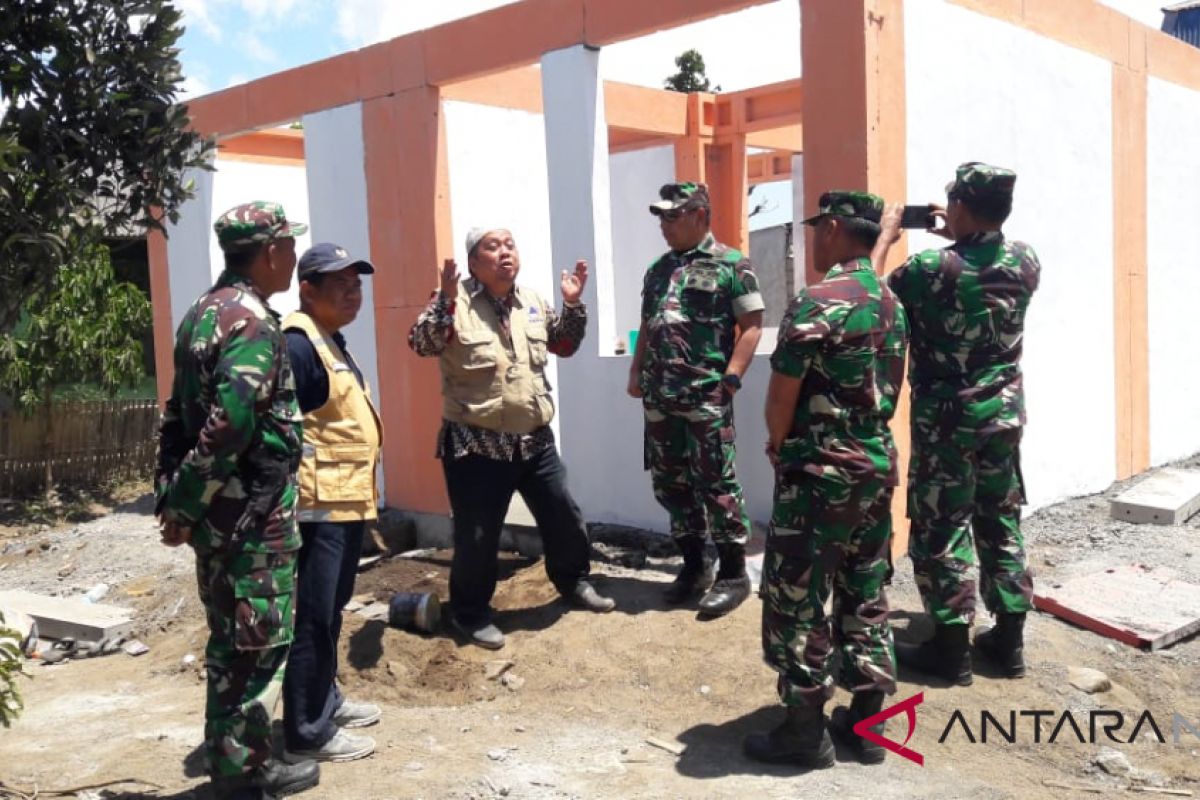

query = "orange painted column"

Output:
[[146, 228, 174, 407], [363, 87, 454, 515], [673, 94, 708, 184], [1112, 36, 1151, 479], [705, 134, 749, 253], [801, 0, 909, 554]]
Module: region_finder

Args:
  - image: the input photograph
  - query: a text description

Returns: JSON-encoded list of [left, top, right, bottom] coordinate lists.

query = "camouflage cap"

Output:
[[800, 190, 884, 226], [649, 182, 710, 216], [945, 162, 1016, 201], [213, 201, 308, 252]]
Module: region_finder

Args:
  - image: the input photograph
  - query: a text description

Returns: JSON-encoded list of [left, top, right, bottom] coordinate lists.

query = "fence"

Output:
[[0, 399, 159, 497]]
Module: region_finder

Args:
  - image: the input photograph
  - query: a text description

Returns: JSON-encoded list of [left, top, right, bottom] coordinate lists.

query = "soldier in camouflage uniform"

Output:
[[628, 183, 764, 617], [155, 202, 319, 800], [885, 164, 1040, 686], [744, 192, 908, 769]]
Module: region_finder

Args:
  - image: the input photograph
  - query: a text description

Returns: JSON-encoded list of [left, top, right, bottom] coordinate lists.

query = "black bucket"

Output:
[[388, 592, 441, 633]]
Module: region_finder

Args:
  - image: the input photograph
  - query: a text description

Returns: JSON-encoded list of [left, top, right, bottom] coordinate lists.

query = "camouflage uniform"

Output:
[[887, 164, 1040, 627], [763, 192, 908, 707], [155, 202, 306, 779], [640, 185, 764, 547]]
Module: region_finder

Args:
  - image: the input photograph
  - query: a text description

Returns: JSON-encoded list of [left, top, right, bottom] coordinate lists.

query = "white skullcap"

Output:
[[465, 227, 511, 255]]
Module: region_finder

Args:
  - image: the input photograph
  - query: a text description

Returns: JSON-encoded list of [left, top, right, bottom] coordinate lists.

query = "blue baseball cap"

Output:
[[297, 242, 375, 280]]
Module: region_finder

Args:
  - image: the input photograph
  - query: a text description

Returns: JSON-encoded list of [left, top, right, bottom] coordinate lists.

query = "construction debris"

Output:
[[1111, 468, 1200, 525], [0, 589, 132, 643], [1034, 565, 1200, 650], [645, 736, 684, 756], [1068, 667, 1112, 693]]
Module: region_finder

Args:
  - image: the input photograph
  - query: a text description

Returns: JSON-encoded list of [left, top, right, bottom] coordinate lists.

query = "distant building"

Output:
[[1163, 1, 1200, 46]]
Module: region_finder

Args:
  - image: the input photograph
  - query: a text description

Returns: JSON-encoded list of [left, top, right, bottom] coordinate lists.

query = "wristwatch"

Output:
[[722, 373, 742, 391]]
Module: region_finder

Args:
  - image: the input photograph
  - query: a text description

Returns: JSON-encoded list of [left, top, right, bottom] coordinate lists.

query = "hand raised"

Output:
[[561, 260, 588, 304], [440, 258, 460, 299]]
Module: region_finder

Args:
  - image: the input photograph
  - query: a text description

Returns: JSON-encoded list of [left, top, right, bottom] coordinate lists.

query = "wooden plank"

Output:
[[0, 589, 133, 642], [1034, 565, 1200, 650]]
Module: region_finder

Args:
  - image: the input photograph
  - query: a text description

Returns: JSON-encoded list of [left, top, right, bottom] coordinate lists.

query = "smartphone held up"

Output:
[[900, 204, 935, 229]]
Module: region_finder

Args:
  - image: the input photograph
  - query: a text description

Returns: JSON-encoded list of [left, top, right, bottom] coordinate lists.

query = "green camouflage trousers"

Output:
[[907, 424, 1033, 626], [643, 402, 750, 545], [196, 546, 297, 778], [761, 470, 896, 708]]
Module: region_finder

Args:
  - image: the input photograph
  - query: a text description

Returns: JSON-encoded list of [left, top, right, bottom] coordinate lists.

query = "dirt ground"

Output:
[[2, 463, 1199, 800]]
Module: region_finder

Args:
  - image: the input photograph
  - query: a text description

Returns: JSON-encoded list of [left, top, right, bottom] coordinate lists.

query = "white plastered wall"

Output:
[[166, 155, 312, 331], [1147, 78, 1200, 466], [905, 0, 1117, 510], [609, 145, 676, 351], [302, 102, 386, 504], [165, 166, 215, 331]]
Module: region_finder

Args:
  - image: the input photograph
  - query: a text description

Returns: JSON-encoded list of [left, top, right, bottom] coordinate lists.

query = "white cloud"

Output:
[[1098, 0, 1165, 30], [238, 31, 283, 65], [179, 73, 211, 99], [239, 0, 306, 22], [333, 0, 799, 91], [177, 0, 313, 42], [176, 0, 221, 40], [602, 2, 801, 91], [335, 0, 516, 46]]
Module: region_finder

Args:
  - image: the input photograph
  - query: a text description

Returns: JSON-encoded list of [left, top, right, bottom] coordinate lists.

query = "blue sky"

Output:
[[173, 0, 804, 228], [170, 0, 1167, 231], [174, 0, 803, 98]]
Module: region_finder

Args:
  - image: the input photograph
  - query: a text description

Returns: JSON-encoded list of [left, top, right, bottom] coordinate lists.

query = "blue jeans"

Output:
[[282, 520, 364, 750]]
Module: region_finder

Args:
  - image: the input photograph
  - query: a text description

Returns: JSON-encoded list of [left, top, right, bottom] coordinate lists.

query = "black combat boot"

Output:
[[895, 624, 972, 686], [828, 691, 887, 765], [743, 704, 835, 768], [663, 536, 715, 604], [251, 758, 319, 797], [697, 543, 752, 617], [975, 612, 1026, 678]]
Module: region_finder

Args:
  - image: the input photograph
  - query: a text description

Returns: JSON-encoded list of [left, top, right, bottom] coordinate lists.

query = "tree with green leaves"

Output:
[[664, 49, 720, 93], [0, 611, 25, 729], [0, 0, 215, 333], [0, 243, 152, 491]]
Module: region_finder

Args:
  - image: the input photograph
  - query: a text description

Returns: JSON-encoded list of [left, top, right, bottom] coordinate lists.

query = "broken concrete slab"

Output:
[[1110, 468, 1200, 525], [0, 589, 132, 643], [1034, 565, 1200, 650]]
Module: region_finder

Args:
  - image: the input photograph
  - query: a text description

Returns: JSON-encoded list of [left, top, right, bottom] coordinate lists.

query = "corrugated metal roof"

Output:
[[1162, 1, 1200, 13], [1163, 4, 1200, 47]]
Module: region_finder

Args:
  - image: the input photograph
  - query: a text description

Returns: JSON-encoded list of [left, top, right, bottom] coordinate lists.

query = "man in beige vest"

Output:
[[409, 227, 614, 650], [281, 243, 382, 763]]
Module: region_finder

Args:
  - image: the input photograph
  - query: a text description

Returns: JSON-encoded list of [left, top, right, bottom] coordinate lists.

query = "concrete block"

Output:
[[1034, 565, 1200, 650], [0, 589, 133, 643], [1110, 468, 1200, 524]]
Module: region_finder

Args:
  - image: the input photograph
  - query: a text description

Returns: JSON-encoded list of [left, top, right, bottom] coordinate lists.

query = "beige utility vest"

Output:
[[440, 281, 555, 434], [283, 312, 383, 522]]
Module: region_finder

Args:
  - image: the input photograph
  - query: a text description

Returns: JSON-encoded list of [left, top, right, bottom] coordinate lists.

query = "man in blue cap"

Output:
[[281, 243, 383, 764]]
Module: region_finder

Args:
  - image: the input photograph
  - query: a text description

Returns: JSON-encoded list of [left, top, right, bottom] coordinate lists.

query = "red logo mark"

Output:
[[853, 691, 925, 766]]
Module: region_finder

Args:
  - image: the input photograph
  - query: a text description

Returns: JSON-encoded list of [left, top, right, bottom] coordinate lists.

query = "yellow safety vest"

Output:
[[283, 311, 383, 522]]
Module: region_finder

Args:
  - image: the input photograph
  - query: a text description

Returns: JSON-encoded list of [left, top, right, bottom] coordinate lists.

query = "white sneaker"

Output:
[[286, 729, 376, 763], [333, 698, 382, 729]]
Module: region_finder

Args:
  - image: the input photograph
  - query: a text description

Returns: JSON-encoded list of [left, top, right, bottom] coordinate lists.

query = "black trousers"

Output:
[[443, 444, 591, 627], [282, 520, 364, 751]]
